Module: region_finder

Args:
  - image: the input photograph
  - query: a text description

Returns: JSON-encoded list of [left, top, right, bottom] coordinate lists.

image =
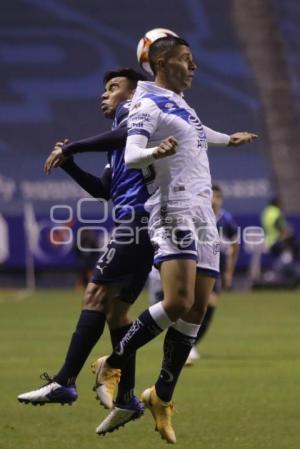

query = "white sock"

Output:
[[171, 319, 200, 337], [149, 302, 174, 330]]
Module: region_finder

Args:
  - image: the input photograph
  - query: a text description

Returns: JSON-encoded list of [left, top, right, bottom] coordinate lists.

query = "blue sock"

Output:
[[54, 310, 106, 386], [155, 327, 195, 402], [110, 324, 136, 404], [107, 309, 163, 368]]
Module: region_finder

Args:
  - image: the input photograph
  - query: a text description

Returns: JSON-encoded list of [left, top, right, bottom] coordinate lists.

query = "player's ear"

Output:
[[156, 57, 165, 72]]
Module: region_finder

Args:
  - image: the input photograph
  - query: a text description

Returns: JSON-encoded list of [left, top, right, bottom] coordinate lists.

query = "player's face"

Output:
[[101, 77, 133, 118], [212, 190, 223, 214], [163, 45, 197, 93]]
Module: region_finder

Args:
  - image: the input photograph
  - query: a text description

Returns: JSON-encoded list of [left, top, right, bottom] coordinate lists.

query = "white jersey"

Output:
[[127, 81, 228, 209]]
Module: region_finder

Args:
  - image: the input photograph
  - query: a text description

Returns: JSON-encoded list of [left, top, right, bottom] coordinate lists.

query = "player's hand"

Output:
[[44, 139, 69, 174], [228, 132, 258, 146], [153, 137, 177, 160]]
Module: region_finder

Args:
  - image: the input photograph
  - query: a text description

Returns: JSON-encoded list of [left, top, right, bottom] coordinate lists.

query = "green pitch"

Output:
[[1, 289, 299, 449]]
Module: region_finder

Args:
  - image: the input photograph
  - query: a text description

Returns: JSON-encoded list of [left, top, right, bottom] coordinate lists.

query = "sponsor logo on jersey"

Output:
[[164, 102, 175, 110], [132, 101, 141, 111], [130, 121, 144, 128], [188, 114, 207, 148], [129, 112, 151, 122]]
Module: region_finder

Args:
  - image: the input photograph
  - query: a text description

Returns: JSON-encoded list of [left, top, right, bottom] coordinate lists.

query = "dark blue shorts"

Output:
[[91, 216, 154, 304]]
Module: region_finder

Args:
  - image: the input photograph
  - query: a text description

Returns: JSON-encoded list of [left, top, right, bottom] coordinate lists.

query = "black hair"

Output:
[[148, 36, 190, 75], [212, 184, 222, 193], [103, 68, 147, 88]]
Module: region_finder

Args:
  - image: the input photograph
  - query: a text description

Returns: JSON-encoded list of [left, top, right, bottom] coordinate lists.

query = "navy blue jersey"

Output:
[[216, 209, 238, 243], [108, 100, 151, 220]]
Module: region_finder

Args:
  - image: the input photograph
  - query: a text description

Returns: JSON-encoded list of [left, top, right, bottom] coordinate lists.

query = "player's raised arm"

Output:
[[203, 125, 258, 147], [44, 128, 127, 174], [203, 125, 230, 146], [61, 127, 127, 156]]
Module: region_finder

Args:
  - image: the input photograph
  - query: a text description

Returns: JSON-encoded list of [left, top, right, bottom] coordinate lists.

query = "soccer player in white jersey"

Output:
[[95, 36, 257, 443]]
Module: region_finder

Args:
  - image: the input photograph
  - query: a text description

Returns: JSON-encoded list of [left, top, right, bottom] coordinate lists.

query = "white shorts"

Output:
[[148, 201, 220, 278]]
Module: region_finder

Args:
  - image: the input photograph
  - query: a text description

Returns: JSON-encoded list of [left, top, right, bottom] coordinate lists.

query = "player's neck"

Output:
[[155, 75, 182, 95]]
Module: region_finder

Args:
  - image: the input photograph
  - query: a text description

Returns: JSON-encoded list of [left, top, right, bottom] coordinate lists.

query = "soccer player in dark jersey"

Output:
[[18, 68, 154, 432]]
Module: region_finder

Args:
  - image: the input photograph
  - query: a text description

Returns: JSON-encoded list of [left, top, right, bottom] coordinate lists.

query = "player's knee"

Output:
[[163, 289, 194, 320], [82, 283, 109, 312]]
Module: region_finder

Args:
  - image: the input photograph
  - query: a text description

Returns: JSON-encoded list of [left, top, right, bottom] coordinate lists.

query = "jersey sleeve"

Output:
[[62, 128, 127, 156], [203, 125, 230, 146], [127, 98, 160, 139], [60, 159, 111, 200]]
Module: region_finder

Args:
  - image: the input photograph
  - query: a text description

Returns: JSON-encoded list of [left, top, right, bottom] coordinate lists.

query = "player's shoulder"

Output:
[[114, 100, 131, 127], [144, 93, 176, 110], [116, 99, 131, 116], [131, 94, 180, 119]]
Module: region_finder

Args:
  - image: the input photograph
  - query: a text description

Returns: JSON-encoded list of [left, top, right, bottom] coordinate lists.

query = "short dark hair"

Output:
[[212, 184, 222, 194], [103, 68, 147, 88], [149, 36, 190, 75]]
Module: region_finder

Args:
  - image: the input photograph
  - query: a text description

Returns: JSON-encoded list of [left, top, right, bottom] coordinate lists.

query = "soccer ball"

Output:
[[137, 28, 179, 76]]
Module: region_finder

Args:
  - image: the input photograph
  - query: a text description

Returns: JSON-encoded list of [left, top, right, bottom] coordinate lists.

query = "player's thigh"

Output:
[[105, 264, 151, 329], [193, 273, 216, 314], [91, 221, 153, 292], [160, 258, 197, 317], [82, 282, 119, 312]]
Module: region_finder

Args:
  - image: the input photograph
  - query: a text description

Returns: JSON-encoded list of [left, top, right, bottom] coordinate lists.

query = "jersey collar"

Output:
[[137, 81, 184, 99]]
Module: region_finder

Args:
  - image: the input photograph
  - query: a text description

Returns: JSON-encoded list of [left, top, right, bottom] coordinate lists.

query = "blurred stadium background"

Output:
[[1, 0, 299, 288], [1, 1, 300, 448]]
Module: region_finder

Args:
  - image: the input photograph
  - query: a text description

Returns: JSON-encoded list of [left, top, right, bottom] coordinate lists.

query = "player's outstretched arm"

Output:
[[62, 128, 127, 155], [44, 128, 127, 174], [203, 126, 258, 147], [228, 132, 258, 146], [60, 159, 112, 200]]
